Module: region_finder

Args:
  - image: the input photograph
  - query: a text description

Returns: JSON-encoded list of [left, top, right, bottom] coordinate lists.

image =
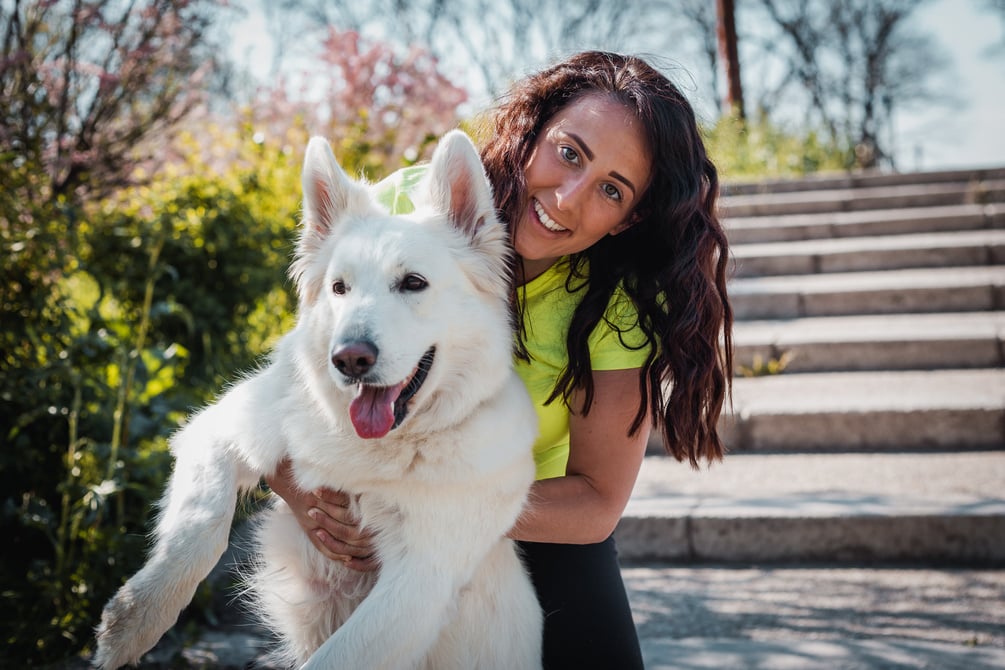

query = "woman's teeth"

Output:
[[534, 200, 567, 233]]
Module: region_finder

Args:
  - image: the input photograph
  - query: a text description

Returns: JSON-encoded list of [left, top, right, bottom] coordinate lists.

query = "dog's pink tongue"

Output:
[[349, 383, 405, 439]]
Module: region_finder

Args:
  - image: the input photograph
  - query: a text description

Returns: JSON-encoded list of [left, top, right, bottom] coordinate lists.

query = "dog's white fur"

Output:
[[93, 131, 542, 669]]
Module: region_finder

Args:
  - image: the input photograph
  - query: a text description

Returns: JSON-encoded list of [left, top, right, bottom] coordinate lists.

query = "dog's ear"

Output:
[[300, 137, 370, 239], [424, 130, 496, 239], [422, 130, 510, 298], [293, 137, 371, 304]]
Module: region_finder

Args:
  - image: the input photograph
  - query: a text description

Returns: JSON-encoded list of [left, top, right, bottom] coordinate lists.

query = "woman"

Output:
[[268, 50, 733, 668]]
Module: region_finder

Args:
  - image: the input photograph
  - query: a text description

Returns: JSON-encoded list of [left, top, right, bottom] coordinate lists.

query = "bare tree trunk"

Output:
[[716, 0, 745, 120]]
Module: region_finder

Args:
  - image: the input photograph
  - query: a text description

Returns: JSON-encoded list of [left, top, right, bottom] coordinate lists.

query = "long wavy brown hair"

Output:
[[477, 51, 733, 467]]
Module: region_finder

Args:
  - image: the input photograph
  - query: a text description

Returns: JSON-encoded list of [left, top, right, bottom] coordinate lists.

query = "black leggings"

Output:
[[517, 536, 644, 670]]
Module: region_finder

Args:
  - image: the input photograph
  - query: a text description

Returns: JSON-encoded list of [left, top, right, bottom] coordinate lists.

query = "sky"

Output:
[[897, 0, 1005, 171], [230, 0, 1005, 173]]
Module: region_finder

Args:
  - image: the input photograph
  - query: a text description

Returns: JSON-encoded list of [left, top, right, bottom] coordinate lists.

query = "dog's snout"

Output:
[[332, 341, 378, 378]]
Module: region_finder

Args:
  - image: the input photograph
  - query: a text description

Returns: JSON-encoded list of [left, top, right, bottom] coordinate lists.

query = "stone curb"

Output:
[[722, 368, 1005, 452], [722, 180, 1005, 218], [725, 203, 1004, 244], [619, 452, 1005, 564], [729, 265, 1005, 319], [732, 229, 1005, 277], [722, 166, 1005, 196], [734, 311, 1005, 372]]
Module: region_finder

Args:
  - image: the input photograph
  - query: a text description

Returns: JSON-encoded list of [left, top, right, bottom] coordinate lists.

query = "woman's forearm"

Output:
[[508, 474, 629, 545], [509, 369, 650, 545]]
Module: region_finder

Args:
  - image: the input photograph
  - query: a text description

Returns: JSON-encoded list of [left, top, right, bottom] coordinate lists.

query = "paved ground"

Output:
[[623, 563, 1005, 669], [64, 562, 1005, 669]]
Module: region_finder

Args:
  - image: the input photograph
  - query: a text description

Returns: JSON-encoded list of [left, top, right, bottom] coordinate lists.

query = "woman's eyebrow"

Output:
[[610, 171, 637, 197], [568, 133, 595, 160], [568, 132, 637, 196]]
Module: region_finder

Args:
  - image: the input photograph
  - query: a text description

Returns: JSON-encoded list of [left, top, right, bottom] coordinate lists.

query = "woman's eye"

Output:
[[602, 183, 623, 202], [400, 274, 428, 292], [332, 280, 347, 295], [559, 145, 579, 164]]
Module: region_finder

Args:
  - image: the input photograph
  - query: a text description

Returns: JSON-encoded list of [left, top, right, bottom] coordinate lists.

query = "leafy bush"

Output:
[[1, 4, 472, 660], [705, 111, 853, 181], [1, 83, 454, 658], [1, 124, 302, 665], [2, 20, 471, 661]]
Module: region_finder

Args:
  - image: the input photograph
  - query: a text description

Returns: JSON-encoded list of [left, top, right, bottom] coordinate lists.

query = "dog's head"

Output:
[[291, 131, 513, 440]]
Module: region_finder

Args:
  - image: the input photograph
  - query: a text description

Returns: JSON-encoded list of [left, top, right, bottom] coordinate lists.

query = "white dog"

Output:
[[93, 130, 542, 669]]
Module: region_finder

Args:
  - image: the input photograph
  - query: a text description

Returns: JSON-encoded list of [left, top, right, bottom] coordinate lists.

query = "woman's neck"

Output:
[[519, 256, 559, 285]]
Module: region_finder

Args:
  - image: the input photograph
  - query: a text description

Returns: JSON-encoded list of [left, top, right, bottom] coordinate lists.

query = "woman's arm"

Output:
[[509, 367, 650, 544], [265, 459, 380, 571]]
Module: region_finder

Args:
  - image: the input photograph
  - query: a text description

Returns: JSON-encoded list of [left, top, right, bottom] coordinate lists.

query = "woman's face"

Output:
[[514, 93, 652, 281]]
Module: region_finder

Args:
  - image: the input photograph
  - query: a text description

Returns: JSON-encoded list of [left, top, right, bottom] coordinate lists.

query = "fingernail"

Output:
[[307, 508, 318, 521]]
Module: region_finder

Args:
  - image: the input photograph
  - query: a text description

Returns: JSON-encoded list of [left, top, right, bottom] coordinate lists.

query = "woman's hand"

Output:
[[265, 458, 380, 572]]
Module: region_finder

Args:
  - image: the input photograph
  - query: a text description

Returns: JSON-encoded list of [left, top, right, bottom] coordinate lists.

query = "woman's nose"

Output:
[[555, 176, 588, 211]]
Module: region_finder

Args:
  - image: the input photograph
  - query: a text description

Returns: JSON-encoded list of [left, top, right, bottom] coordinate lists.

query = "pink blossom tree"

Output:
[[245, 27, 468, 180], [0, 0, 226, 205]]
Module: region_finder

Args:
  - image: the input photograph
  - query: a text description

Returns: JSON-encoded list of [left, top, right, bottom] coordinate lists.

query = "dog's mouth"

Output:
[[348, 347, 435, 439]]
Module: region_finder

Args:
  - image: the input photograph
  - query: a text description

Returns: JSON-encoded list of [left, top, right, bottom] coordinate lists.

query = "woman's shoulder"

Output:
[[550, 260, 652, 369]]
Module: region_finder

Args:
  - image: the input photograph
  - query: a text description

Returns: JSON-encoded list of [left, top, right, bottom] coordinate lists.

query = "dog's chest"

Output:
[[288, 425, 472, 491]]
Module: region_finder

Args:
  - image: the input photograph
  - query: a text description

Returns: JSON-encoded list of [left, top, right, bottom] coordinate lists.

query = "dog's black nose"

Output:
[[331, 341, 378, 378]]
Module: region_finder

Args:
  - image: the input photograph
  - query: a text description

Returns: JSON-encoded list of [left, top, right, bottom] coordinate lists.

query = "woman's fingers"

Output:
[[309, 493, 375, 542], [308, 524, 381, 572], [266, 461, 379, 571], [313, 487, 351, 507], [305, 492, 378, 570]]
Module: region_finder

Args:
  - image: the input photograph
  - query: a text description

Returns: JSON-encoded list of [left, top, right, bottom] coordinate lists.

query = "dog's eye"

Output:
[[332, 280, 347, 295], [400, 274, 428, 292]]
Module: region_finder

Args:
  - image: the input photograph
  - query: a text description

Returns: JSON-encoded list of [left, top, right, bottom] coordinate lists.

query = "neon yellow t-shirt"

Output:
[[374, 166, 651, 480], [516, 259, 650, 479]]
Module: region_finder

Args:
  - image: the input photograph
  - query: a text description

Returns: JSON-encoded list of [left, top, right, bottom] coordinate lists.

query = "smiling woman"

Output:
[[271, 51, 733, 669]]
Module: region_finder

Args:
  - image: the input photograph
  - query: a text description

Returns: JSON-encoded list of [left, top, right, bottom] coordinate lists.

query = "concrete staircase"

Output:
[[620, 167, 1005, 565]]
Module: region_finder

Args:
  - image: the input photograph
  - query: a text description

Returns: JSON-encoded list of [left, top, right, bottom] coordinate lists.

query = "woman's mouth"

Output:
[[533, 199, 568, 233]]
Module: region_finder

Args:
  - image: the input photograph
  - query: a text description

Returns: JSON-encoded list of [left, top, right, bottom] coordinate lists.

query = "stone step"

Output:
[[723, 165, 1005, 196], [713, 368, 1005, 453], [730, 265, 1005, 319], [725, 203, 1004, 244], [721, 180, 1005, 218], [732, 229, 1005, 277], [619, 451, 1005, 563], [647, 369, 1005, 455], [735, 311, 1005, 373]]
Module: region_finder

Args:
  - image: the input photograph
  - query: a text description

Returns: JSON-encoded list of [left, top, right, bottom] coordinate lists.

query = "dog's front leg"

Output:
[[301, 495, 511, 670], [301, 559, 455, 670], [93, 405, 260, 670]]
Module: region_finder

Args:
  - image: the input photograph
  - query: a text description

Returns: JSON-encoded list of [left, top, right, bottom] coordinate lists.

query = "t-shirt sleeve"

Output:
[[373, 164, 429, 215], [587, 287, 652, 371]]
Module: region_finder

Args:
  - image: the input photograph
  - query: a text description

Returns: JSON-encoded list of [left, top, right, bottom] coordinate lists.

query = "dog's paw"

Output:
[[92, 581, 175, 670]]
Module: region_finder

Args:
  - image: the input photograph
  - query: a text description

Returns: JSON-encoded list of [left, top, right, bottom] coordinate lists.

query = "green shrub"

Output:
[[704, 112, 853, 181], [1, 124, 305, 665]]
